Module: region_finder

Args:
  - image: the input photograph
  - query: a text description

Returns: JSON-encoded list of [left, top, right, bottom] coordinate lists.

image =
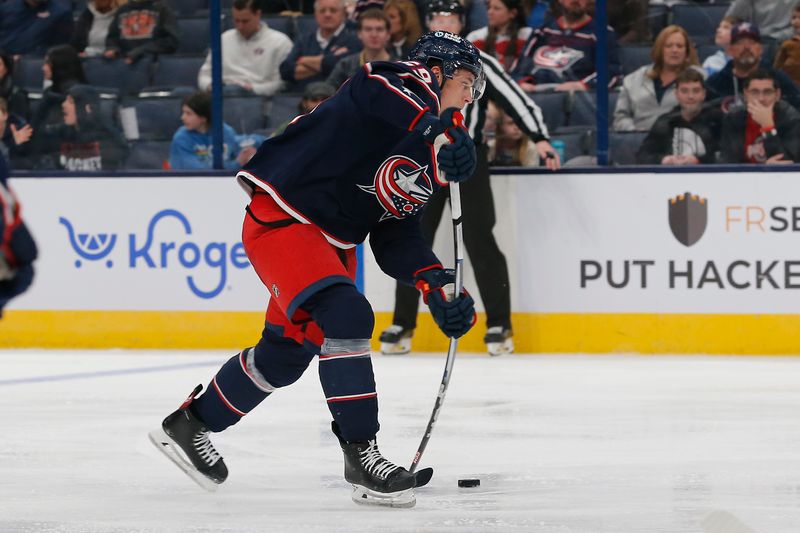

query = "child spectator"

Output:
[[384, 0, 423, 57], [72, 0, 127, 57], [773, 3, 800, 85], [636, 69, 723, 165], [614, 25, 703, 132], [703, 16, 743, 77], [169, 91, 265, 170], [104, 0, 179, 64], [34, 85, 128, 170], [489, 110, 541, 165], [0, 97, 33, 168], [466, 0, 530, 72], [0, 51, 30, 121]]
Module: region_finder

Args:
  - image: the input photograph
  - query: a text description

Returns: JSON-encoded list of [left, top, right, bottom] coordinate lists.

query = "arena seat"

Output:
[[133, 97, 183, 140], [165, 0, 206, 16], [147, 55, 206, 93], [266, 93, 302, 128], [124, 140, 172, 169], [224, 96, 267, 133], [618, 45, 652, 75], [13, 56, 44, 92], [610, 131, 648, 165], [528, 91, 567, 133], [671, 3, 730, 46], [177, 18, 211, 54], [83, 56, 153, 95]]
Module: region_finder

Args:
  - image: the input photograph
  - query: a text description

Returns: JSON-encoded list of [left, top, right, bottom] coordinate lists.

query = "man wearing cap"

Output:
[[706, 22, 800, 111], [270, 81, 337, 137]]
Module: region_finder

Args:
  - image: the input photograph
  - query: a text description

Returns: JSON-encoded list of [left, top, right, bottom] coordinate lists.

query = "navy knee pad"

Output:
[[302, 283, 374, 340]]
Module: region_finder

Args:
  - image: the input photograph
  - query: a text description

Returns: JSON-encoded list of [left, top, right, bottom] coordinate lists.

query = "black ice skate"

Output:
[[148, 385, 228, 492], [484, 326, 514, 356], [332, 422, 417, 508], [379, 324, 414, 355]]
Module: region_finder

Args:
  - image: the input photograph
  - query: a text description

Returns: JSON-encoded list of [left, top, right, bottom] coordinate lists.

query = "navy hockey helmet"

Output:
[[408, 31, 485, 100]]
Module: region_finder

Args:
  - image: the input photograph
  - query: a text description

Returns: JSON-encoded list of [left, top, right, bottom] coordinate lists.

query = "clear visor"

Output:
[[471, 69, 486, 100]]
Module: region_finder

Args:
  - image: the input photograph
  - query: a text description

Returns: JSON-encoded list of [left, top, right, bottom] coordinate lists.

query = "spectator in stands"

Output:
[[706, 23, 800, 112], [72, 0, 126, 57], [30, 45, 88, 142], [104, 0, 179, 64], [703, 16, 742, 77], [198, 0, 293, 97], [0, 0, 73, 56], [0, 97, 33, 167], [32, 85, 128, 170], [271, 81, 336, 136], [513, 0, 621, 92], [614, 25, 703, 132], [489, 110, 541, 165], [169, 91, 265, 170], [0, 51, 30, 121], [466, 0, 530, 72], [607, 0, 650, 44], [726, 0, 795, 44], [636, 69, 722, 165], [384, 0, 423, 58], [773, 4, 800, 86], [719, 69, 800, 164], [326, 9, 394, 88], [280, 0, 362, 89]]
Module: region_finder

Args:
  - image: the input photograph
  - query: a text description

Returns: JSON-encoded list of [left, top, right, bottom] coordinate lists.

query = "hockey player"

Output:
[[0, 140, 37, 318], [380, 0, 559, 356], [149, 31, 483, 508]]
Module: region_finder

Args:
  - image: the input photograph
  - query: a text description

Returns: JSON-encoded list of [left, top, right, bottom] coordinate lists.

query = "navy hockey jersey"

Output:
[[512, 16, 621, 89], [238, 60, 447, 284]]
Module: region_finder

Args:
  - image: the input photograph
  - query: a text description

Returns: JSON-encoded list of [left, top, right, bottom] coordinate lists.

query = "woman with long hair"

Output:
[[384, 0, 423, 58], [467, 0, 530, 72], [613, 24, 703, 132]]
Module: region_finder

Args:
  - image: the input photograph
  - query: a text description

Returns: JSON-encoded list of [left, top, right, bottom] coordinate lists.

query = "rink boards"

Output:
[[4, 171, 800, 354]]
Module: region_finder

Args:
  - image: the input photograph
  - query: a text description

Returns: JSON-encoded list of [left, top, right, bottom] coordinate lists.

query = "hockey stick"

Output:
[[409, 181, 464, 481]]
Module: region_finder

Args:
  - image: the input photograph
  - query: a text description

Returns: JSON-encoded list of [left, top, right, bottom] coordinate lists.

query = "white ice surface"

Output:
[[1, 351, 799, 533]]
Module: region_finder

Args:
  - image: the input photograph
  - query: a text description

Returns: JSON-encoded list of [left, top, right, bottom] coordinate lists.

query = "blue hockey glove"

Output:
[[414, 267, 476, 339], [421, 108, 477, 183]]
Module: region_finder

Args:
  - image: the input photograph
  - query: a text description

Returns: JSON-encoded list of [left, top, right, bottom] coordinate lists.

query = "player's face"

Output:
[[440, 68, 476, 109], [62, 95, 77, 126], [487, 0, 516, 31], [676, 81, 705, 113], [181, 105, 208, 132], [358, 19, 390, 51], [744, 79, 780, 108], [315, 0, 345, 32], [662, 32, 688, 69], [427, 13, 462, 34], [232, 7, 262, 40]]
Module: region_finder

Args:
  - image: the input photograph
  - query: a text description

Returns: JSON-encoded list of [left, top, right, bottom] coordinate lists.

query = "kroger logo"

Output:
[[59, 209, 250, 299]]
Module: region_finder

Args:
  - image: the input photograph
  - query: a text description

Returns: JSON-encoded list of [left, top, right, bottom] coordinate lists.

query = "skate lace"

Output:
[[385, 325, 404, 335], [193, 430, 221, 466], [360, 440, 401, 480]]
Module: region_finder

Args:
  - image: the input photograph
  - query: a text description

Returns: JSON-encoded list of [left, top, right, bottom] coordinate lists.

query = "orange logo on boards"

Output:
[[119, 10, 158, 40]]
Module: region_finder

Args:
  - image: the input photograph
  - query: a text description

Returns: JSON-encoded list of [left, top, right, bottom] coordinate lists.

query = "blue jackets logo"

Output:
[[60, 209, 250, 299]]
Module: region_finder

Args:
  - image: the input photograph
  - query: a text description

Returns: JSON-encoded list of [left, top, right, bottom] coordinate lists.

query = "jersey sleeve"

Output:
[[368, 215, 441, 286], [348, 62, 441, 135]]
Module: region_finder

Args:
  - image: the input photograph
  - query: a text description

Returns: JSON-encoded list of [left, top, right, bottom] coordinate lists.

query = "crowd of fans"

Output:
[[1, 0, 800, 170]]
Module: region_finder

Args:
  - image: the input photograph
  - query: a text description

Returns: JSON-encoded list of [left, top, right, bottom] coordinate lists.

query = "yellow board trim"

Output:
[[2, 310, 800, 354]]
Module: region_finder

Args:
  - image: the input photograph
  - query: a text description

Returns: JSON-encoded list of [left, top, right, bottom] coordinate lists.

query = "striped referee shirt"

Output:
[[464, 50, 550, 146]]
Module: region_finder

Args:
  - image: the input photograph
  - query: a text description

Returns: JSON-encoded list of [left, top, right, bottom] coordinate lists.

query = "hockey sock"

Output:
[[318, 337, 379, 442], [192, 347, 276, 432]]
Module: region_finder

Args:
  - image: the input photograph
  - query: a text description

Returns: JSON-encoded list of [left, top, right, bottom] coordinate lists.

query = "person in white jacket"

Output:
[[613, 25, 705, 132], [198, 0, 293, 97]]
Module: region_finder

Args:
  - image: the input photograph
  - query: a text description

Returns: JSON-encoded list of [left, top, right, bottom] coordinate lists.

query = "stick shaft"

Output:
[[410, 183, 464, 473]]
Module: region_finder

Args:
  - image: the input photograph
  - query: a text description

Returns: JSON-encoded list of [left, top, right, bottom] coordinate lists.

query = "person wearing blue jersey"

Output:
[[150, 31, 484, 508]]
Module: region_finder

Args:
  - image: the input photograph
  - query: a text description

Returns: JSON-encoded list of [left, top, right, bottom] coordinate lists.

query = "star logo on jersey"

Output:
[[359, 156, 434, 220], [533, 46, 585, 74]]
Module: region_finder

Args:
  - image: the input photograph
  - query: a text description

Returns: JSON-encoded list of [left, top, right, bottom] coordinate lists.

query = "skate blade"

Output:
[[350, 485, 416, 508], [487, 339, 514, 356], [148, 426, 221, 493], [414, 467, 433, 488], [380, 338, 411, 356]]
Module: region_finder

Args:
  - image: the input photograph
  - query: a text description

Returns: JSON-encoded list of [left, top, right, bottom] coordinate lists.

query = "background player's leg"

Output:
[[381, 190, 448, 354], [460, 144, 513, 354]]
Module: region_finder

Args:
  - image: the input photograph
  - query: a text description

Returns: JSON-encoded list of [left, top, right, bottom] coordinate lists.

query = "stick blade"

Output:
[[413, 467, 433, 487]]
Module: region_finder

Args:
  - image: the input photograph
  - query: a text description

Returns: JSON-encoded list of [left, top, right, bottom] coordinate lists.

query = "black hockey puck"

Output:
[[458, 478, 480, 488]]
